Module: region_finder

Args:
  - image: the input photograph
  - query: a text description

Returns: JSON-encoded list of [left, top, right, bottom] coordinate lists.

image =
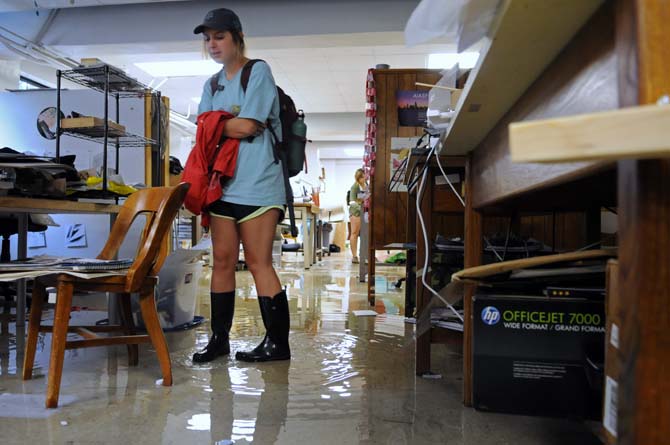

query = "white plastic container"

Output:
[[272, 239, 283, 266], [133, 249, 204, 330]]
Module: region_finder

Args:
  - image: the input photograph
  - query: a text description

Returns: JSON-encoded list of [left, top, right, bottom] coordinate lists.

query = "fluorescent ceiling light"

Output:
[[427, 52, 479, 69], [135, 60, 220, 77]]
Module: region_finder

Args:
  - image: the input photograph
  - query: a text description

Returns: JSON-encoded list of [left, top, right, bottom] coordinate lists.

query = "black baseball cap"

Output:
[[193, 8, 242, 34]]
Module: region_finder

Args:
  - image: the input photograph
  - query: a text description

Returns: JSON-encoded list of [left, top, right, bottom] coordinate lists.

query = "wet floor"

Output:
[[0, 254, 601, 444]]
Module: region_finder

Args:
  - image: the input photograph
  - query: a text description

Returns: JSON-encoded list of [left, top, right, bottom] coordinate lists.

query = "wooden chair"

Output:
[[22, 183, 190, 408]]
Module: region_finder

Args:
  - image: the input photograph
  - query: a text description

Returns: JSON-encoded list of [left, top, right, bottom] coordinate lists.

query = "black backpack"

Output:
[[209, 59, 305, 236]]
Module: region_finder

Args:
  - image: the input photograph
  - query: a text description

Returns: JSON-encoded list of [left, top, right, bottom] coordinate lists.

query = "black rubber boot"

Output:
[[236, 290, 291, 362], [193, 291, 235, 363]]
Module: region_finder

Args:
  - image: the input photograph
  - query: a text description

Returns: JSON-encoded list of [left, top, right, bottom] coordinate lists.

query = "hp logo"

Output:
[[481, 306, 501, 325]]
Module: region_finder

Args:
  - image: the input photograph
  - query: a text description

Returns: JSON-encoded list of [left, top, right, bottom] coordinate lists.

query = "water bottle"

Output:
[[287, 110, 307, 176]]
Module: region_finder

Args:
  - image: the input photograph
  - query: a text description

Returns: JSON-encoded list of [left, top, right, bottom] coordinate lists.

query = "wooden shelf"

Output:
[[440, 0, 605, 155], [0, 197, 121, 214], [510, 104, 670, 163], [476, 162, 617, 214]]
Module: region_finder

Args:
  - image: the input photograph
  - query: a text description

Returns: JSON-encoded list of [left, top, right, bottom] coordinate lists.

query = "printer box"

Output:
[[473, 294, 605, 419]]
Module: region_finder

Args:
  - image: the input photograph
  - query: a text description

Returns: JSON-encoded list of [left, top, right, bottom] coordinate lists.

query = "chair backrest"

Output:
[[98, 183, 190, 293]]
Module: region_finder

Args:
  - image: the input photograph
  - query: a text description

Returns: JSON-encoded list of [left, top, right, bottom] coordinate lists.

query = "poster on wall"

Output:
[[66, 224, 88, 248], [389, 137, 420, 192], [397, 90, 429, 127], [28, 232, 47, 249]]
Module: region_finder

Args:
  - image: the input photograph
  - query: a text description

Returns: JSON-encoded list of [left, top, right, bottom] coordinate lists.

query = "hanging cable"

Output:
[[388, 156, 408, 193], [416, 162, 464, 322], [407, 143, 437, 193]]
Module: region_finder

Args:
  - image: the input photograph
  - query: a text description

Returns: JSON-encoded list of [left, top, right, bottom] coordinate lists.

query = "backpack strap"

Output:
[[209, 68, 225, 94], [240, 59, 263, 93], [278, 150, 298, 237], [209, 58, 261, 95], [238, 59, 297, 236], [244, 58, 280, 163]]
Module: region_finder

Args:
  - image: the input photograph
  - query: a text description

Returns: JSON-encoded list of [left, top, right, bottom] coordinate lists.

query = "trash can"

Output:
[[322, 223, 333, 255]]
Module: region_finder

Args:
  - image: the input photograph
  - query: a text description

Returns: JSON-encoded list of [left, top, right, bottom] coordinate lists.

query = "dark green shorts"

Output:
[[208, 201, 285, 224]]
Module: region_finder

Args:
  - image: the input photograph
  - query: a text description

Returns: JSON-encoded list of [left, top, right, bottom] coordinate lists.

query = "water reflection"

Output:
[[0, 256, 437, 444], [206, 362, 290, 445]]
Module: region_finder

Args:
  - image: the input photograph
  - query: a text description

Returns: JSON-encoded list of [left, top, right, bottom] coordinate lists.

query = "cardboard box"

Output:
[[473, 294, 605, 419], [61, 117, 126, 137]]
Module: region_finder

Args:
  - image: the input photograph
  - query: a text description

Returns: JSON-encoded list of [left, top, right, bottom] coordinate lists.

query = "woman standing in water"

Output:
[[191, 8, 290, 364]]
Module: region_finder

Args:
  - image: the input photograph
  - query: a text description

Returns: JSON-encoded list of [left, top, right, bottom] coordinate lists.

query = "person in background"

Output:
[[191, 8, 290, 364], [349, 168, 368, 264]]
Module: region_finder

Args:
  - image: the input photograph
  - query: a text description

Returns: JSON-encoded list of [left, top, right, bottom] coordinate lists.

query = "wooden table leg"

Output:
[[367, 247, 375, 306], [407, 185, 417, 318], [463, 157, 482, 407], [359, 212, 369, 283], [405, 249, 416, 317], [615, 2, 670, 441], [16, 213, 28, 327], [617, 159, 670, 444], [300, 209, 309, 270]]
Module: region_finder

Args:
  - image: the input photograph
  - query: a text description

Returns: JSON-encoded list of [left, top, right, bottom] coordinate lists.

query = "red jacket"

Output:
[[182, 111, 239, 227]]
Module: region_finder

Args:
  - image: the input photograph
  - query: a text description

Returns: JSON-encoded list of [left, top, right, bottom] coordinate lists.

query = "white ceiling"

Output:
[[46, 32, 460, 116], [2, 1, 474, 142]]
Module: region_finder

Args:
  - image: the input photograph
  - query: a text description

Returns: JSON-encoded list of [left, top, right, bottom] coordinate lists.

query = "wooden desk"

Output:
[[438, 0, 669, 441], [0, 197, 121, 326], [291, 203, 320, 270]]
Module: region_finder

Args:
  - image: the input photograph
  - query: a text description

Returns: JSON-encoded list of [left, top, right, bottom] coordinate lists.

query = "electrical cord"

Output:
[[416, 161, 464, 323], [483, 236, 505, 262], [388, 156, 408, 193], [502, 217, 513, 261], [405, 130, 436, 191], [407, 143, 437, 193]]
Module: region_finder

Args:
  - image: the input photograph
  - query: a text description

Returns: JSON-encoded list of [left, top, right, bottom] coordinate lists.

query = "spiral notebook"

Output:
[[57, 258, 134, 272], [0, 256, 133, 272]]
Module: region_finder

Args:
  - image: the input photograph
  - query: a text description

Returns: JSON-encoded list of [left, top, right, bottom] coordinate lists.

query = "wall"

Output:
[[0, 59, 19, 90], [320, 158, 364, 220], [0, 88, 147, 259], [288, 140, 365, 218], [169, 130, 194, 166]]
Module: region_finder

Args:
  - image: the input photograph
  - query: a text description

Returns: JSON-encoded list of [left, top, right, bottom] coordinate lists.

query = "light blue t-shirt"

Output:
[[198, 61, 285, 206]]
